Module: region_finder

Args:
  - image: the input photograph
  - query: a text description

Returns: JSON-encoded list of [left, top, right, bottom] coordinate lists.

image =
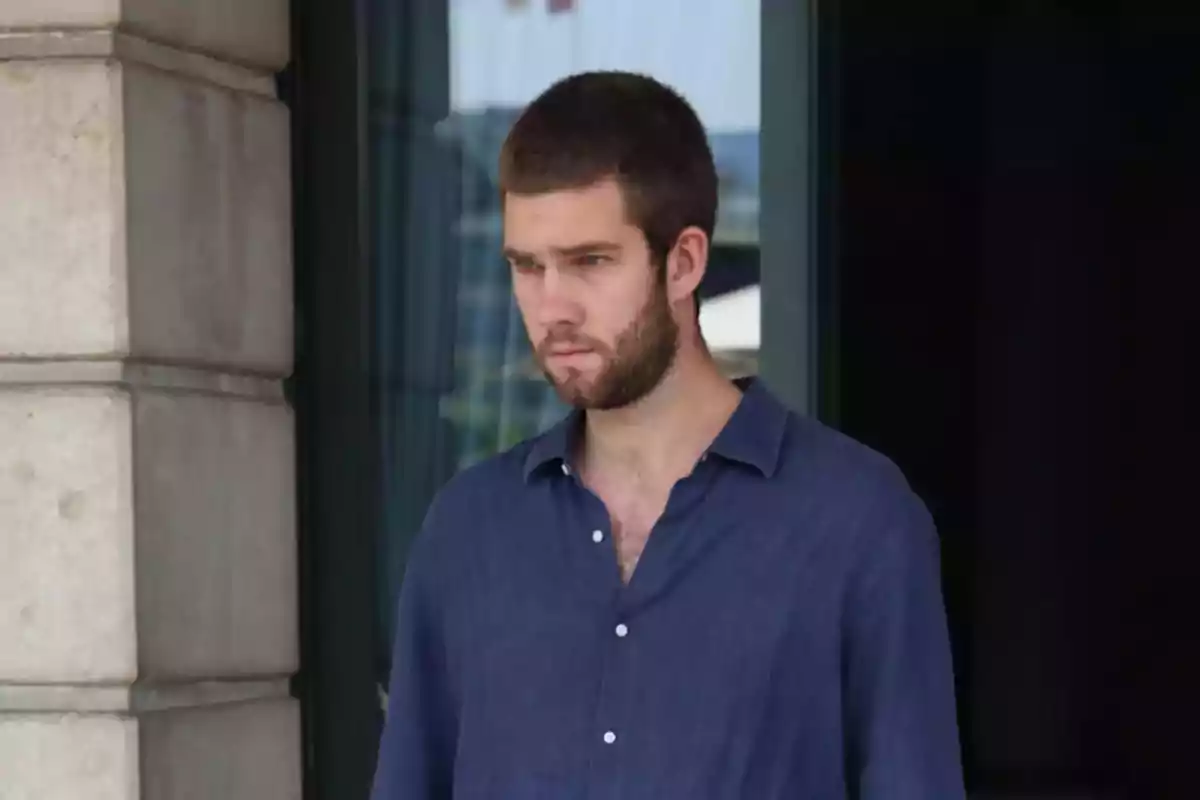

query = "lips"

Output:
[[541, 338, 595, 357]]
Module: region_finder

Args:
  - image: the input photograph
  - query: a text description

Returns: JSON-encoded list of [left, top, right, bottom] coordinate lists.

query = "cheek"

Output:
[[602, 287, 650, 332], [511, 288, 540, 332], [511, 275, 536, 308], [520, 316, 544, 347]]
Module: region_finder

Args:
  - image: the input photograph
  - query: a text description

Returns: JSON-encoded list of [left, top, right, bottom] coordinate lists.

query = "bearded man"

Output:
[[371, 70, 965, 800]]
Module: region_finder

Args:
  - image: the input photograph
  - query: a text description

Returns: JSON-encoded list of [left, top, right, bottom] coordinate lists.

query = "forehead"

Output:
[[502, 178, 639, 252]]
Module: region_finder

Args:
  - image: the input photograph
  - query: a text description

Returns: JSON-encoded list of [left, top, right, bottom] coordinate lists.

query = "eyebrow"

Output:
[[503, 241, 622, 261]]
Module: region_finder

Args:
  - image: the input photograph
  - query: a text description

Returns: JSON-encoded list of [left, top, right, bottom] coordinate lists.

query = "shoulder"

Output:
[[779, 413, 917, 502], [428, 442, 532, 516], [405, 434, 546, 565], [775, 412, 936, 552]]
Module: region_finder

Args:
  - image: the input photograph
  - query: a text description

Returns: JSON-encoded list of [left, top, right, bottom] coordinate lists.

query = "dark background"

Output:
[[829, 2, 1196, 796]]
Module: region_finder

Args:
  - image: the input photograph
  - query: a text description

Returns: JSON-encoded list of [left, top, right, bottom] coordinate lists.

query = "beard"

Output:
[[534, 278, 679, 411]]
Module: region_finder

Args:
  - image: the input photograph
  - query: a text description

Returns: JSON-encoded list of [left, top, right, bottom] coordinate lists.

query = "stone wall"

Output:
[[0, 1, 298, 797]]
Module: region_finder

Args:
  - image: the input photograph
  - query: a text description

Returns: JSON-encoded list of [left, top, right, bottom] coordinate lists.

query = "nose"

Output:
[[533, 266, 583, 329]]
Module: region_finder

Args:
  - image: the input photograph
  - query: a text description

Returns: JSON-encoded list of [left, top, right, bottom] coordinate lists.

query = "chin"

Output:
[[549, 378, 597, 407], [550, 365, 597, 386], [553, 377, 594, 398]]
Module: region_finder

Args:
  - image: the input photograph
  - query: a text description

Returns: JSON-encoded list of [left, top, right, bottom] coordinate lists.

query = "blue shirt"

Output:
[[372, 379, 964, 800]]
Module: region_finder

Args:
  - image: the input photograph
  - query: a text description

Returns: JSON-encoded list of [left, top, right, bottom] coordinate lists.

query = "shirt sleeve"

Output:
[[842, 484, 966, 800], [370, 500, 459, 800]]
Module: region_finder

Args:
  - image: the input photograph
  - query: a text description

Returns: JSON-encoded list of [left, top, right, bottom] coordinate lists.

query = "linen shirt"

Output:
[[372, 379, 965, 799]]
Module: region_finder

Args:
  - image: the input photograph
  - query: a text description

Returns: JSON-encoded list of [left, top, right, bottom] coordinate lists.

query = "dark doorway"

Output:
[[827, 3, 1196, 797]]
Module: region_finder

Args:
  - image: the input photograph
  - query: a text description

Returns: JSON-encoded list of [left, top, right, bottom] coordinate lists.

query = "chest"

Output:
[[454, 499, 848, 799], [586, 476, 673, 579]]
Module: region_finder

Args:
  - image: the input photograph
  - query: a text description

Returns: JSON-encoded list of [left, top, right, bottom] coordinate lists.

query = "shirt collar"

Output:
[[705, 377, 790, 476], [522, 409, 580, 482], [522, 377, 790, 482]]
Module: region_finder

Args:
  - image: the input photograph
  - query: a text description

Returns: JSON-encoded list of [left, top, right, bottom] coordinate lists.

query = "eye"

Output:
[[509, 257, 542, 274], [573, 253, 610, 267]]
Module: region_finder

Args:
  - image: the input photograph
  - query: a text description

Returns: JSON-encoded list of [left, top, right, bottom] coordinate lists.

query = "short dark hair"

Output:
[[499, 71, 718, 271]]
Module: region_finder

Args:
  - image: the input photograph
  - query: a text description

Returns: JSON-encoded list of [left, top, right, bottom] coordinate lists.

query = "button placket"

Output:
[[590, 603, 635, 781]]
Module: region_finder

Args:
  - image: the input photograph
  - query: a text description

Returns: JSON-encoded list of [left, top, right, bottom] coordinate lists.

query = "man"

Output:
[[372, 71, 964, 799]]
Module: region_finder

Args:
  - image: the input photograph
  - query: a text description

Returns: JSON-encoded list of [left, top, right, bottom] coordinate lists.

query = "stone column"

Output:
[[0, 2, 298, 797]]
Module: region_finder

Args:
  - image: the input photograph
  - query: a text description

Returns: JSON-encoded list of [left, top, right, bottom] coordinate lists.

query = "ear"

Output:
[[665, 225, 709, 308]]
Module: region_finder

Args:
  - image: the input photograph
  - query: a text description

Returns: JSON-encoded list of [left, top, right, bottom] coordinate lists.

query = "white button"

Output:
[[591, 530, 604, 543], [603, 730, 617, 745], [561, 463, 570, 476], [615, 623, 629, 638]]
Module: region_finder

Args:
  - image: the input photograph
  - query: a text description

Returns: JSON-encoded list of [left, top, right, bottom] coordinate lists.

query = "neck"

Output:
[[579, 349, 742, 481]]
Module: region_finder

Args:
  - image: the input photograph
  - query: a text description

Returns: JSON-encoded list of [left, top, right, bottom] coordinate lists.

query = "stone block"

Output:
[[0, 388, 137, 684], [0, 702, 299, 800], [0, 0, 288, 70], [133, 391, 297, 680], [0, 0, 120, 31], [0, 713, 137, 800], [139, 699, 301, 800], [123, 63, 292, 375], [123, 0, 289, 71], [0, 60, 291, 374], [0, 61, 127, 358]]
